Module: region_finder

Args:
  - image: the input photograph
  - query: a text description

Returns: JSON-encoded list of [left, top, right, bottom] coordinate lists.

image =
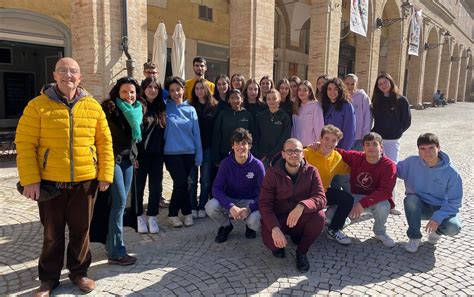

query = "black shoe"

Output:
[[245, 226, 256, 239], [290, 235, 302, 245], [272, 248, 286, 258], [215, 223, 233, 243], [296, 251, 310, 272]]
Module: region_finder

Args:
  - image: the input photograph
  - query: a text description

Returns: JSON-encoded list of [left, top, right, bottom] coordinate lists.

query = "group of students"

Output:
[[99, 56, 462, 272], [16, 57, 464, 296]]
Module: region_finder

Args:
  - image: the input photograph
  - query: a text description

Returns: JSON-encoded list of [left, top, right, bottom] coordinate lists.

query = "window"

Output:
[[0, 48, 12, 64], [199, 5, 213, 22]]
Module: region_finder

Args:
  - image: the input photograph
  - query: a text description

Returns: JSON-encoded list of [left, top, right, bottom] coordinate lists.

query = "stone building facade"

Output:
[[0, 0, 472, 127]]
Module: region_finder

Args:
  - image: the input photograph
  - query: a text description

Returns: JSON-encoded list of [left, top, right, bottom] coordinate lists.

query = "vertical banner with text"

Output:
[[408, 9, 423, 56], [350, 0, 368, 37]]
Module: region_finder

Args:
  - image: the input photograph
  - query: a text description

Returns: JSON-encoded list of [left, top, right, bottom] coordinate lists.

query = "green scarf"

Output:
[[115, 98, 143, 143]]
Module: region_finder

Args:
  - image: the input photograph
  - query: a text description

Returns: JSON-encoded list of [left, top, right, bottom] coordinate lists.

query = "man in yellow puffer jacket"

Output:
[[15, 57, 114, 296]]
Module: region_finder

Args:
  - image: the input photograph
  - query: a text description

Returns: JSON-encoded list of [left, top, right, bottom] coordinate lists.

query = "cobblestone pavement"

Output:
[[1, 103, 473, 296]]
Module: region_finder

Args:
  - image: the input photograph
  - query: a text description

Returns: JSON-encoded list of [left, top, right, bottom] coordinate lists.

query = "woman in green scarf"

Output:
[[101, 77, 143, 266]]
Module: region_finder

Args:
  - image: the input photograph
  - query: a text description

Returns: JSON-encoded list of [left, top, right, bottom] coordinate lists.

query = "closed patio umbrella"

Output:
[[171, 21, 186, 79], [152, 22, 168, 85]]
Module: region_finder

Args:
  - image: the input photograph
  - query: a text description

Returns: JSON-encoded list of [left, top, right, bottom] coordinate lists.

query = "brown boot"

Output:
[[34, 280, 60, 297], [69, 275, 96, 293]]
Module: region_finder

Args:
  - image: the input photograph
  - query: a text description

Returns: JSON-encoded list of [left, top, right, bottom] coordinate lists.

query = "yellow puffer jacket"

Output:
[[15, 86, 114, 186]]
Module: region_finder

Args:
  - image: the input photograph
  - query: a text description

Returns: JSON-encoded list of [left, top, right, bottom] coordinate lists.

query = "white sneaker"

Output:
[[343, 217, 351, 229], [183, 214, 194, 227], [374, 233, 396, 247], [404, 238, 421, 253], [390, 208, 402, 215], [428, 232, 441, 244], [148, 216, 159, 234], [197, 209, 207, 218], [327, 229, 352, 245], [137, 215, 148, 233], [169, 216, 183, 228], [191, 210, 198, 218]]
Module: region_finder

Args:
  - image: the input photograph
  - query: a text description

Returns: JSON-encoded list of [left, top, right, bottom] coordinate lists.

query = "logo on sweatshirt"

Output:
[[246, 172, 255, 179], [357, 172, 373, 190], [240, 118, 249, 122]]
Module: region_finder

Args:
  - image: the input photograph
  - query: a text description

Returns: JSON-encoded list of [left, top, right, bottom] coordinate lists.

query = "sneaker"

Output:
[[404, 238, 421, 253], [428, 232, 441, 244], [197, 209, 207, 218], [137, 215, 148, 233], [390, 208, 402, 215], [183, 214, 194, 227], [169, 216, 183, 227], [35, 280, 60, 297], [215, 223, 233, 243], [69, 275, 96, 293], [245, 226, 256, 239], [327, 229, 352, 245], [108, 254, 137, 266], [191, 210, 198, 218], [374, 233, 396, 247], [272, 248, 286, 258], [148, 216, 159, 234], [296, 251, 310, 272]]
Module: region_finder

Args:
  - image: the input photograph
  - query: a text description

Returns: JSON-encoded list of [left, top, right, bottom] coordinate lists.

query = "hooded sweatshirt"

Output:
[[351, 89, 372, 140], [254, 109, 291, 161], [323, 102, 356, 150], [396, 151, 463, 224], [212, 152, 265, 212], [372, 95, 411, 140], [292, 101, 324, 147]]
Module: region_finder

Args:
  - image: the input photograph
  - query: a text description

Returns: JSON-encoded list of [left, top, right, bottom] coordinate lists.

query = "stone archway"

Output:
[[437, 40, 452, 100], [377, 0, 403, 84], [422, 27, 440, 102], [448, 44, 461, 101], [457, 48, 468, 102]]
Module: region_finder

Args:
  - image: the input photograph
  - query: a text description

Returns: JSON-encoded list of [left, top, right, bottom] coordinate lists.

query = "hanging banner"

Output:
[[408, 9, 423, 56], [350, 0, 368, 37]]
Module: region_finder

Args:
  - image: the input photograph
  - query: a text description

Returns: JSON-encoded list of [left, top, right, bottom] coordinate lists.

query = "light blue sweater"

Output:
[[396, 151, 463, 224], [164, 99, 203, 166]]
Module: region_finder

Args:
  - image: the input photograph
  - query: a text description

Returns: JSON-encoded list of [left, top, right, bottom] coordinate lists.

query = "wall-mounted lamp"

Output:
[[376, 0, 413, 29], [424, 31, 451, 50]]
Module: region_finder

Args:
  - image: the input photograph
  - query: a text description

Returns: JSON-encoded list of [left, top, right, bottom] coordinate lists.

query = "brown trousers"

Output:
[[38, 180, 98, 281], [261, 210, 325, 254]]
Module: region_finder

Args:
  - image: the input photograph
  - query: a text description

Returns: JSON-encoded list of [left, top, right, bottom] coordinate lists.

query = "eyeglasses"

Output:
[[284, 149, 303, 155], [55, 67, 80, 75]]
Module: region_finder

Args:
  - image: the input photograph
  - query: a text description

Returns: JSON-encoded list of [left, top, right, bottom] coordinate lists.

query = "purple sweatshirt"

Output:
[[351, 89, 372, 140], [291, 101, 324, 147], [212, 152, 265, 212], [323, 102, 355, 150]]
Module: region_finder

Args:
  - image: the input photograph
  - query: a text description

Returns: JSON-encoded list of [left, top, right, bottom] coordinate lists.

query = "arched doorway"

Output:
[[377, 0, 403, 84], [422, 28, 441, 102], [457, 49, 471, 102], [437, 40, 452, 101], [0, 9, 70, 127], [448, 44, 461, 101]]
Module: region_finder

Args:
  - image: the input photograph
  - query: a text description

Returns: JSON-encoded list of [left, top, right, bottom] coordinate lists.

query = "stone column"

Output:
[[229, 0, 274, 80], [449, 57, 461, 101], [307, 0, 342, 79], [71, 0, 147, 101]]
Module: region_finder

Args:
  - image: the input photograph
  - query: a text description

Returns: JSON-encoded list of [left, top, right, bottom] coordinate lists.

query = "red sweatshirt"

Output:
[[336, 149, 396, 208], [259, 158, 327, 230]]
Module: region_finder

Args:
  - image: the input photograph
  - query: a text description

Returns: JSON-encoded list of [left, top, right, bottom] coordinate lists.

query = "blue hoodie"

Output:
[[396, 151, 463, 224], [164, 99, 203, 166]]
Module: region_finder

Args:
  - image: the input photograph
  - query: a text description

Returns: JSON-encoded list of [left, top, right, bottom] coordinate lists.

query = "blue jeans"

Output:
[[106, 160, 133, 259], [188, 148, 212, 210], [404, 194, 462, 239], [353, 194, 390, 235]]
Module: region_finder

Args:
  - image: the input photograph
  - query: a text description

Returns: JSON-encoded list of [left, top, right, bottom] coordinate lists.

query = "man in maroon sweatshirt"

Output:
[[259, 138, 326, 272], [336, 132, 397, 247]]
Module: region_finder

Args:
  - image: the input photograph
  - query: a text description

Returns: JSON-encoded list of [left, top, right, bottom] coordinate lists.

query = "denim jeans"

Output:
[[136, 152, 164, 216], [106, 160, 133, 259], [205, 198, 261, 231], [188, 148, 212, 210], [381, 139, 400, 163], [404, 194, 462, 239], [353, 194, 390, 235]]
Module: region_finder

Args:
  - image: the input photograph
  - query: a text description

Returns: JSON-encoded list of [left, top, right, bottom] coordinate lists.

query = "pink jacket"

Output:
[[291, 101, 324, 147]]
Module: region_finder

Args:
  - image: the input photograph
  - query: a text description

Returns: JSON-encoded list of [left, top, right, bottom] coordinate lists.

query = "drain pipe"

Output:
[[120, 0, 135, 77]]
